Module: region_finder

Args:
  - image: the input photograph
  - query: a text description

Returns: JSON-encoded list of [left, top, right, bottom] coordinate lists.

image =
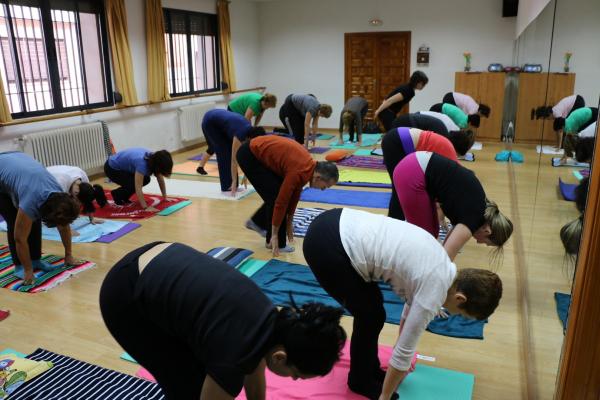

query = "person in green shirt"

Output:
[[430, 103, 480, 130], [196, 93, 277, 175], [556, 107, 598, 164]]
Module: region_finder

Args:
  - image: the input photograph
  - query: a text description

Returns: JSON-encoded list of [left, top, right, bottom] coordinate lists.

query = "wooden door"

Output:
[[515, 73, 549, 143], [345, 32, 411, 121], [477, 73, 506, 141], [455, 72, 480, 100]]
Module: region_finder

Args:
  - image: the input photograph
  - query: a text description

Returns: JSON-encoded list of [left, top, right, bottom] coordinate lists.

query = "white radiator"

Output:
[[21, 122, 107, 175], [178, 102, 215, 142]]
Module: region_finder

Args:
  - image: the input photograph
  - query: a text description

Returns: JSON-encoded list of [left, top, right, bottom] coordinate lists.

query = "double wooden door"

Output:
[[344, 32, 411, 121]]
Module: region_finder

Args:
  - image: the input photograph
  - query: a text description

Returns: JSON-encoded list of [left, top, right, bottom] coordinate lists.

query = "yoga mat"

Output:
[[573, 171, 584, 181], [301, 188, 390, 209], [95, 223, 141, 243], [537, 145, 563, 155], [552, 157, 590, 168], [93, 190, 190, 220], [337, 155, 386, 170], [371, 148, 383, 156], [331, 133, 382, 147], [188, 153, 216, 161], [573, 169, 589, 181], [0, 217, 139, 243], [207, 247, 253, 268], [252, 259, 486, 339], [10, 349, 163, 400], [330, 143, 358, 149], [120, 352, 137, 364], [235, 342, 474, 400], [237, 259, 268, 278], [308, 147, 330, 154], [146, 179, 255, 201], [554, 292, 571, 332], [173, 160, 219, 177], [293, 207, 326, 237], [158, 200, 192, 215], [559, 178, 576, 201], [136, 367, 156, 382], [0, 348, 25, 357], [0, 246, 95, 293], [471, 141, 483, 151], [0, 309, 9, 321], [353, 149, 374, 156], [338, 169, 391, 185]]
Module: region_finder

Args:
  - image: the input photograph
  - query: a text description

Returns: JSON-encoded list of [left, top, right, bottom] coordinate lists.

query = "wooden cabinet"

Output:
[[455, 72, 506, 141], [514, 73, 575, 144]]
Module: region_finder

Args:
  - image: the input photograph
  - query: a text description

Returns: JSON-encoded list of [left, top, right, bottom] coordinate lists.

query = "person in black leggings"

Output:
[[100, 242, 346, 400], [391, 112, 448, 136], [374, 71, 428, 130]]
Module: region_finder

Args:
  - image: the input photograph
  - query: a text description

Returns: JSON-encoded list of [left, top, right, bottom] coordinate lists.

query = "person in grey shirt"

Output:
[[279, 94, 332, 148], [339, 96, 368, 145]]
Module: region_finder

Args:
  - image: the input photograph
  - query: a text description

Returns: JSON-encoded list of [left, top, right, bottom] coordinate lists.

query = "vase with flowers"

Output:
[[564, 52, 572, 72], [463, 52, 472, 72]]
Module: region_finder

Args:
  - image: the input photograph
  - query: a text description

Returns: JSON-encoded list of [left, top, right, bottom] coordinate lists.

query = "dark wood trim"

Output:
[[555, 124, 600, 398]]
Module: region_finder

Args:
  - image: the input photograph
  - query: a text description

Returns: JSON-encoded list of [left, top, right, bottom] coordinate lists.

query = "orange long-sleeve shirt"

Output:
[[250, 136, 316, 227]]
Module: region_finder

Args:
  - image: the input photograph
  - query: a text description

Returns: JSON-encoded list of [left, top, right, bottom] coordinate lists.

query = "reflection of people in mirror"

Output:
[[554, 107, 598, 164], [560, 177, 589, 256], [535, 94, 586, 149], [429, 103, 481, 130]]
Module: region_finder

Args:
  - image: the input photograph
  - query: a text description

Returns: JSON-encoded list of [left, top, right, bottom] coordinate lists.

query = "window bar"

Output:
[[61, 10, 75, 107], [185, 14, 193, 93], [178, 34, 186, 93], [5, 4, 27, 113], [97, 7, 113, 103], [21, 6, 41, 111], [51, 12, 65, 106], [68, 9, 83, 106], [201, 35, 207, 90], [39, 0, 63, 112], [65, 9, 82, 106], [166, 12, 176, 94], [74, 3, 89, 106]]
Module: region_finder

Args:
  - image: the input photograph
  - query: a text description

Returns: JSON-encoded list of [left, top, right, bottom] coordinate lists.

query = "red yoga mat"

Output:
[[93, 191, 189, 220]]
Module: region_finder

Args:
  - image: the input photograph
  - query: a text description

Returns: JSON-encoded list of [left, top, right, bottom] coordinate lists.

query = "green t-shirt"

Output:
[[442, 103, 468, 129], [228, 92, 262, 117], [565, 107, 592, 134]]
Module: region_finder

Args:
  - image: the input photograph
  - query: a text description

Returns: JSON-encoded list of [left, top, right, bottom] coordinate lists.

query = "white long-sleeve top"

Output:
[[46, 165, 89, 193], [418, 111, 461, 132], [339, 208, 456, 371]]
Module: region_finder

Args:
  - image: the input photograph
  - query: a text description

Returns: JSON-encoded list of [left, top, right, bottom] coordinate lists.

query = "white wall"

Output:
[[256, 0, 516, 128], [0, 0, 260, 152]]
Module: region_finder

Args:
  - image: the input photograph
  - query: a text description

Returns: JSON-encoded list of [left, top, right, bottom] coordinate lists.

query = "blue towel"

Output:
[[554, 292, 571, 332], [301, 188, 391, 209], [207, 247, 253, 268], [251, 259, 486, 339], [559, 178, 576, 201]]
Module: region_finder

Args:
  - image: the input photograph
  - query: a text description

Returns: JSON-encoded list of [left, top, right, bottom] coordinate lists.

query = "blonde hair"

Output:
[[261, 93, 277, 108], [560, 217, 583, 256], [319, 104, 333, 118], [341, 110, 354, 133], [484, 199, 513, 248]]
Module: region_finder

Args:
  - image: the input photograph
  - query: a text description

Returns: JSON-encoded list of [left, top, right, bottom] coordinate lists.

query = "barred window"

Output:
[[163, 8, 220, 96], [0, 0, 113, 118]]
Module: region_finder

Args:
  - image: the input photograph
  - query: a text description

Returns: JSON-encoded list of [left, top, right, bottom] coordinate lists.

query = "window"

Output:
[[163, 8, 220, 97], [0, 0, 113, 118]]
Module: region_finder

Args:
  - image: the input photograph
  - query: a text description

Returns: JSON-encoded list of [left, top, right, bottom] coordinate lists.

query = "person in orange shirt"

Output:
[[237, 135, 339, 256]]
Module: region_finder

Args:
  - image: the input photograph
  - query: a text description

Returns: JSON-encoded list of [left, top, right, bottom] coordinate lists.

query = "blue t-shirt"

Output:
[[108, 148, 151, 176], [204, 109, 252, 141], [0, 152, 63, 220]]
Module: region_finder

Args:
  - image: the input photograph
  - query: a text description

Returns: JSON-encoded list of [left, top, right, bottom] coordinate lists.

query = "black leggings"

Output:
[[236, 141, 287, 248], [568, 95, 586, 116], [99, 242, 205, 399], [430, 103, 443, 113], [279, 95, 306, 144], [303, 208, 386, 386], [378, 108, 396, 131], [392, 113, 449, 136], [442, 92, 456, 105], [381, 130, 407, 220], [104, 161, 150, 203], [0, 194, 42, 265]]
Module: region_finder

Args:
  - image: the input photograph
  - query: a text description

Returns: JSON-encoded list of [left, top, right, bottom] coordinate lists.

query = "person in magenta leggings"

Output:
[[382, 127, 474, 220], [393, 151, 513, 260]]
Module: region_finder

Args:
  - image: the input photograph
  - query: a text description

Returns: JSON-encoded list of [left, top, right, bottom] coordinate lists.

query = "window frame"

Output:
[[0, 0, 114, 119], [163, 7, 221, 98]]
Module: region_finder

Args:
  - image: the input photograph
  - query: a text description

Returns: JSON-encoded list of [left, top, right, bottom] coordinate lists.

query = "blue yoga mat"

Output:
[[559, 178, 576, 201], [337, 181, 392, 189], [251, 259, 486, 339], [301, 188, 391, 209], [554, 292, 571, 332]]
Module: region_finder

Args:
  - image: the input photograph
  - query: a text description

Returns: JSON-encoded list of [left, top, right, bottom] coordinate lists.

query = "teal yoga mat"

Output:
[[331, 133, 382, 147], [120, 352, 137, 363], [353, 149, 375, 156], [398, 363, 474, 399], [237, 259, 268, 277], [0, 348, 27, 357], [158, 200, 192, 216]]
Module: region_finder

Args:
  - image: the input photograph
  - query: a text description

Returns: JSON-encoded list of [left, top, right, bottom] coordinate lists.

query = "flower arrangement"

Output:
[[463, 52, 472, 72], [564, 52, 572, 72]]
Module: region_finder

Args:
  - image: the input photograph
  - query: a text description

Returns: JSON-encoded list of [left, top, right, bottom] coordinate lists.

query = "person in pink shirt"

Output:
[[442, 92, 490, 118]]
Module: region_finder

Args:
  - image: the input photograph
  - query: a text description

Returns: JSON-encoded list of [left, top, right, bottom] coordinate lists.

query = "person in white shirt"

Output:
[[442, 92, 490, 118], [302, 208, 503, 400], [47, 165, 107, 223], [417, 110, 461, 132]]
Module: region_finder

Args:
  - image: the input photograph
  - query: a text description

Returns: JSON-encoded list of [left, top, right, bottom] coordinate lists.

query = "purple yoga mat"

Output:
[[337, 155, 386, 170], [188, 154, 203, 161], [309, 147, 329, 154], [95, 223, 141, 243]]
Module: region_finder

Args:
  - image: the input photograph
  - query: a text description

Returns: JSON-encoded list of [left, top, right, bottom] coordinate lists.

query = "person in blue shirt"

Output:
[[201, 109, 266, 196], [0, 152, 80, 285], [104, 148, 173, 210]]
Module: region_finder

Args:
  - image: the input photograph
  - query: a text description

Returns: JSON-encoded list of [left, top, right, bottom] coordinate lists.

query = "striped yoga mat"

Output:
[[337, 155, 386, 169], [0, 246, 95, 293], [293, 207, 326, 237], [9, 348, 164, 399], [207, 247, 253, 268]]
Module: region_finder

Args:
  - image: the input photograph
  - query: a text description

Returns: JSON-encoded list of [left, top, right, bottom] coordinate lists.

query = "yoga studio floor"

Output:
[[0, 137, 575, 399]]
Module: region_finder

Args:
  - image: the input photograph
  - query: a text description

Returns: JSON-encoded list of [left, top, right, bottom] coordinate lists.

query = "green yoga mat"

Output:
[[237, 258, 268, 277], [317, 134, 334, 140], [354, 149, 375, 156], [158, 200, 192, 216], [398, 363, 474, 399], [338, 169, 391, 184]]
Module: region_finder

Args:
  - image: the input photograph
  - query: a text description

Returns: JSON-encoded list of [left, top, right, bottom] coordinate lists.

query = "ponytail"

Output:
[[484, 199, 513, 248], [78, 183, 108, 214], [560, 217, 583, 256]]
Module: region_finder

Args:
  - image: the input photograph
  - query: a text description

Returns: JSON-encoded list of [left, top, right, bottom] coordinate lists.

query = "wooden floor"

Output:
[[0, 139, 579, 399]]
